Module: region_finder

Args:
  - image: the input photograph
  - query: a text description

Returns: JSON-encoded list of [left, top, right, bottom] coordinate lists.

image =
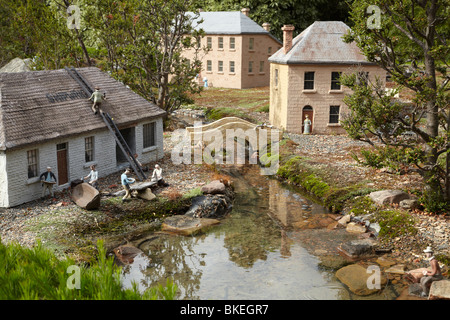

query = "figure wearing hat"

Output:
[[405, 246, 443, 295], [88, 87, 106, 115], [39, 167, 57, 198]]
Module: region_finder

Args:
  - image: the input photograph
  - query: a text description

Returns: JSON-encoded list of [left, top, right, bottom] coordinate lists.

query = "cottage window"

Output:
[[218, 61, 223, 72], [304, 72, 315, 90], [230, 37, 235, 49], [274, 69, 279, 87], [248, 61, 253, 73], [207, 37, 212, 49], [331, 72, 341, 90], [268, 47, 272, 54], [27, 149, 39, 179], [85, 136, 94, 163], [249, 38, 254, 50], [329, 106, 340, 124], [143, 122, 156, 149], [207, 60, 212, 72], [218, 37, 223, 49], [230, 61, 235, 73]]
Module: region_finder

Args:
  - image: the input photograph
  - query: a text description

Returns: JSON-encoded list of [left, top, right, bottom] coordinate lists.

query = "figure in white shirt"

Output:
[[152, 164, 169, 187], [83, 164, 99, 189]]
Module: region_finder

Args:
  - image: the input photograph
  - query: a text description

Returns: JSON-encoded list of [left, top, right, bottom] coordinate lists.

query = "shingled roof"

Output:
[[0, 67, 166, 150], [269, 21, 375, 65]]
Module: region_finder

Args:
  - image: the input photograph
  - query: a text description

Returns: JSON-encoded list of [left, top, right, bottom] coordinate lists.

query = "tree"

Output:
[[84, 0, 206, 114], [341, 0, 450, 212], [200, 0, 330, 40]]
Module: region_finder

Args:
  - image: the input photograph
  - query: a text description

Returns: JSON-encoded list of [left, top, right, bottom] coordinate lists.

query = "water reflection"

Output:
[[118, 166, 357, 299]]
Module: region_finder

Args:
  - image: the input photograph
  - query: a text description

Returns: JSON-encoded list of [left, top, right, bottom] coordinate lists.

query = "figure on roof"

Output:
[[88, 87, 106, 115], [40, 167, 57, 198]]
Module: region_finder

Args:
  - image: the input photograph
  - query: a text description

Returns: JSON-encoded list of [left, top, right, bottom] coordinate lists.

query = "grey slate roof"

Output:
[[188, 11, 281, 43], [0, 67, 166, 150], [269, 21, 375, 65]]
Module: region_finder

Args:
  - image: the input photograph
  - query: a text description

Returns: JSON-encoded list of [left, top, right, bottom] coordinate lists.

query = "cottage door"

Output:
[[56, 143, 69, 185], [302, 106, 314, 133]]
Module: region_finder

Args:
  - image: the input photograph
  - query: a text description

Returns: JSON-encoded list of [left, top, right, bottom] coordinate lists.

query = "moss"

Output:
[[374, 210, 417, 239], [348, 196, 378, 216]]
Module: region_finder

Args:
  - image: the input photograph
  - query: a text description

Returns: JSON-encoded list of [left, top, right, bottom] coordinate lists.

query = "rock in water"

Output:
[[185, 194, 231, 218], [162, 215, 220, 236], [337, 239, 376, 260], [335, 264, 387, 296], [113, 244, 150, 266]]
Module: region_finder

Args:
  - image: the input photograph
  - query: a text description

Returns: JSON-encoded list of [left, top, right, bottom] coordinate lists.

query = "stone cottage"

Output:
[[268, 21, 386, 134], [184, 8, 282, 89], [0, 67, 165, 207]]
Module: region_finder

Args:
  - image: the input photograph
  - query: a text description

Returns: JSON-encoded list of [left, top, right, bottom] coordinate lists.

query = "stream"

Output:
[[116, 164, 401, 300]]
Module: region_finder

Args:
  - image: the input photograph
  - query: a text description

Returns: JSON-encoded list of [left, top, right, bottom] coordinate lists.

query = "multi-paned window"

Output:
[[229, 61, 235, 73], [331, 72, 341, 90], [207, 37, 212, 49], [143, 122, 156, 149], [207, 60, 212, 72], [268, 47, 272, 54], [304, 72, 315, 90], [329, 106, 340, 124], [249, 38, 254, 50], [259, 61, 265, 73], [248, 61, 253, 73], [218, 37, 223, 49], [218, 61, 223, 72], [230, 37, 235, 49], [85, 136, 94, 163], [27, 149, 39, 179]]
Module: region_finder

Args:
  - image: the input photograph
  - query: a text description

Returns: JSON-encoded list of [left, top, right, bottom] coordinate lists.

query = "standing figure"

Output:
[[303, 115, 311, 134], [83, 164, 99, 190], [40, 167, 57, 198], [88, 87, 106, 115], [121, 168, 135, 201]]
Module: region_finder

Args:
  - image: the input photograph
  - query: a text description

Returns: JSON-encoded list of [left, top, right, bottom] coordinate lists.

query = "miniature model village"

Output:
[[0, 3, 448, 302]]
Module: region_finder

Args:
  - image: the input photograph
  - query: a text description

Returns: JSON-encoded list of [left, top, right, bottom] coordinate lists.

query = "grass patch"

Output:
[[373, 210, 417, 239], [0, 239, 177, 300]]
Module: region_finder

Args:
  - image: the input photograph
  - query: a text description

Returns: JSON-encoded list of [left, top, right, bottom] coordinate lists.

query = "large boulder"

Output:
[[185, 193, 232, 218], [337, 239, 376, 260], [369, 190, 412, 206], [429, 280, 450, 300], [336, 264, 387, 296], [162, 215, 220, 236], [201, 180, 226, 195]]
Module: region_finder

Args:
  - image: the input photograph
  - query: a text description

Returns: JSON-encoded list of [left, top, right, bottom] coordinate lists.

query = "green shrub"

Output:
[[0, 239, 177, 300]]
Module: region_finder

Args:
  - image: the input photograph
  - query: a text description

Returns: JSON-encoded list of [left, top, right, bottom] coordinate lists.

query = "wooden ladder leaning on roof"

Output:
[[64, 67, 147, 181]]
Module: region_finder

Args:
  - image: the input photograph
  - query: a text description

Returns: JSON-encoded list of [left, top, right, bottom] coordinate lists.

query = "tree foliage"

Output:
[[341, 0, 450, 212], [199, 0, 352, 40]]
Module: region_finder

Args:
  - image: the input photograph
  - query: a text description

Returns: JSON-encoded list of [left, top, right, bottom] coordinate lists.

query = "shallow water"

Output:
[[119, 165, 399, 300]]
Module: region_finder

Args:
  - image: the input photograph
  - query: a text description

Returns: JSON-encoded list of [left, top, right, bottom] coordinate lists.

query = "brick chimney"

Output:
[[262, 23, 271, 32], [241, 8, 250, 16], [282, 25, 295, 54]]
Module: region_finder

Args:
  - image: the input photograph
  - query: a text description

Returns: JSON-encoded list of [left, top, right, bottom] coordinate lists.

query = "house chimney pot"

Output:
[[262, 23, 271, 32], [281, 25, 295, 54], [241, 8, 250, 16]]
